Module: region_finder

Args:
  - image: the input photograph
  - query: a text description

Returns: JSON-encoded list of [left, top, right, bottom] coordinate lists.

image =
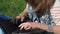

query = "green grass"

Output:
[[0, 0, 26, 18]]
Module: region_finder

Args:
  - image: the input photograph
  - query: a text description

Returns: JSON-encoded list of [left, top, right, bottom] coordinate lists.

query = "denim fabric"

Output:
[[0, 14, 11, 21], [0, 28, 5, 34], [0, 14, 12, 34]]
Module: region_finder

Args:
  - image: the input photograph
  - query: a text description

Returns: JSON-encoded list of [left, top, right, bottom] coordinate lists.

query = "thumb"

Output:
[[21, 17, 24, 22], [16, 16, 20, 19]]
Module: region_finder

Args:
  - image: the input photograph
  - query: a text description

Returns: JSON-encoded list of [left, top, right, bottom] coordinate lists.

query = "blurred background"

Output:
[[0, 0, 26, 18]]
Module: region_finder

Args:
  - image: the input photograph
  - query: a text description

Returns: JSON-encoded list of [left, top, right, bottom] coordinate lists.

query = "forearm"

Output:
[[37, 23, 48, 31], [53, 25, 60, 34], [37, 23, 60, 34], [23, 8, 28, 15]]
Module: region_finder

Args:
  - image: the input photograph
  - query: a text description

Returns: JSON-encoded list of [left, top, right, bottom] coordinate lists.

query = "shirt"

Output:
[[26, 3, 55, 26], [26, 3, 56, 32]]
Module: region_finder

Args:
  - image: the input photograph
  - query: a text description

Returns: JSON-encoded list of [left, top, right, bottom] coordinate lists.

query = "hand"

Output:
[[16, 12, 26, 22], [18, 22, 40, 30]]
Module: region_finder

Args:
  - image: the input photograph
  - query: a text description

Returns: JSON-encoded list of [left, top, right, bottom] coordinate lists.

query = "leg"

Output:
[[0, 27, 5, 34], [0, 14, 11, 22], [0, 14, 18, 34]]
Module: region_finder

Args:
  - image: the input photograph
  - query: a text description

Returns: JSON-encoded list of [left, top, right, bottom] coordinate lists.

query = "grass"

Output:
[[0, 0, 26, 18]]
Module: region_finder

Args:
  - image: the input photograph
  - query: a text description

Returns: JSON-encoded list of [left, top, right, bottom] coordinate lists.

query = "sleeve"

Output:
[[46, 9, 56, 32], [43, 9, 56, 32]]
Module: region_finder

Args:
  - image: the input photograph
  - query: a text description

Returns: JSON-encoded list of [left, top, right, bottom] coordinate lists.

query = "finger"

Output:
[[18, 23, 24, 27], [20, 25, 24, 30], [18, 23, 25, 30], [16, 16, 20, 19], [21, 17, 24, 22], [18, 23, 26, 27], [24, 25, 28, 30], [26, 26, 31, 30]]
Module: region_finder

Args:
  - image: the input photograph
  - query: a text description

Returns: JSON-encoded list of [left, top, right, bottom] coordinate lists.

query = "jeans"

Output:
[[0, 14, 12, 34], [0, 14, 11, 21], [0, 28, 5, 34], [0, 14, 20, 34]]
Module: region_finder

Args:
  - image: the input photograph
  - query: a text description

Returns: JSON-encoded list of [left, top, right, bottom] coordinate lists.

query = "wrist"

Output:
[[20, 12, 27, 17], [23, 12, 28, 16], [36, 23, 48, 31]]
